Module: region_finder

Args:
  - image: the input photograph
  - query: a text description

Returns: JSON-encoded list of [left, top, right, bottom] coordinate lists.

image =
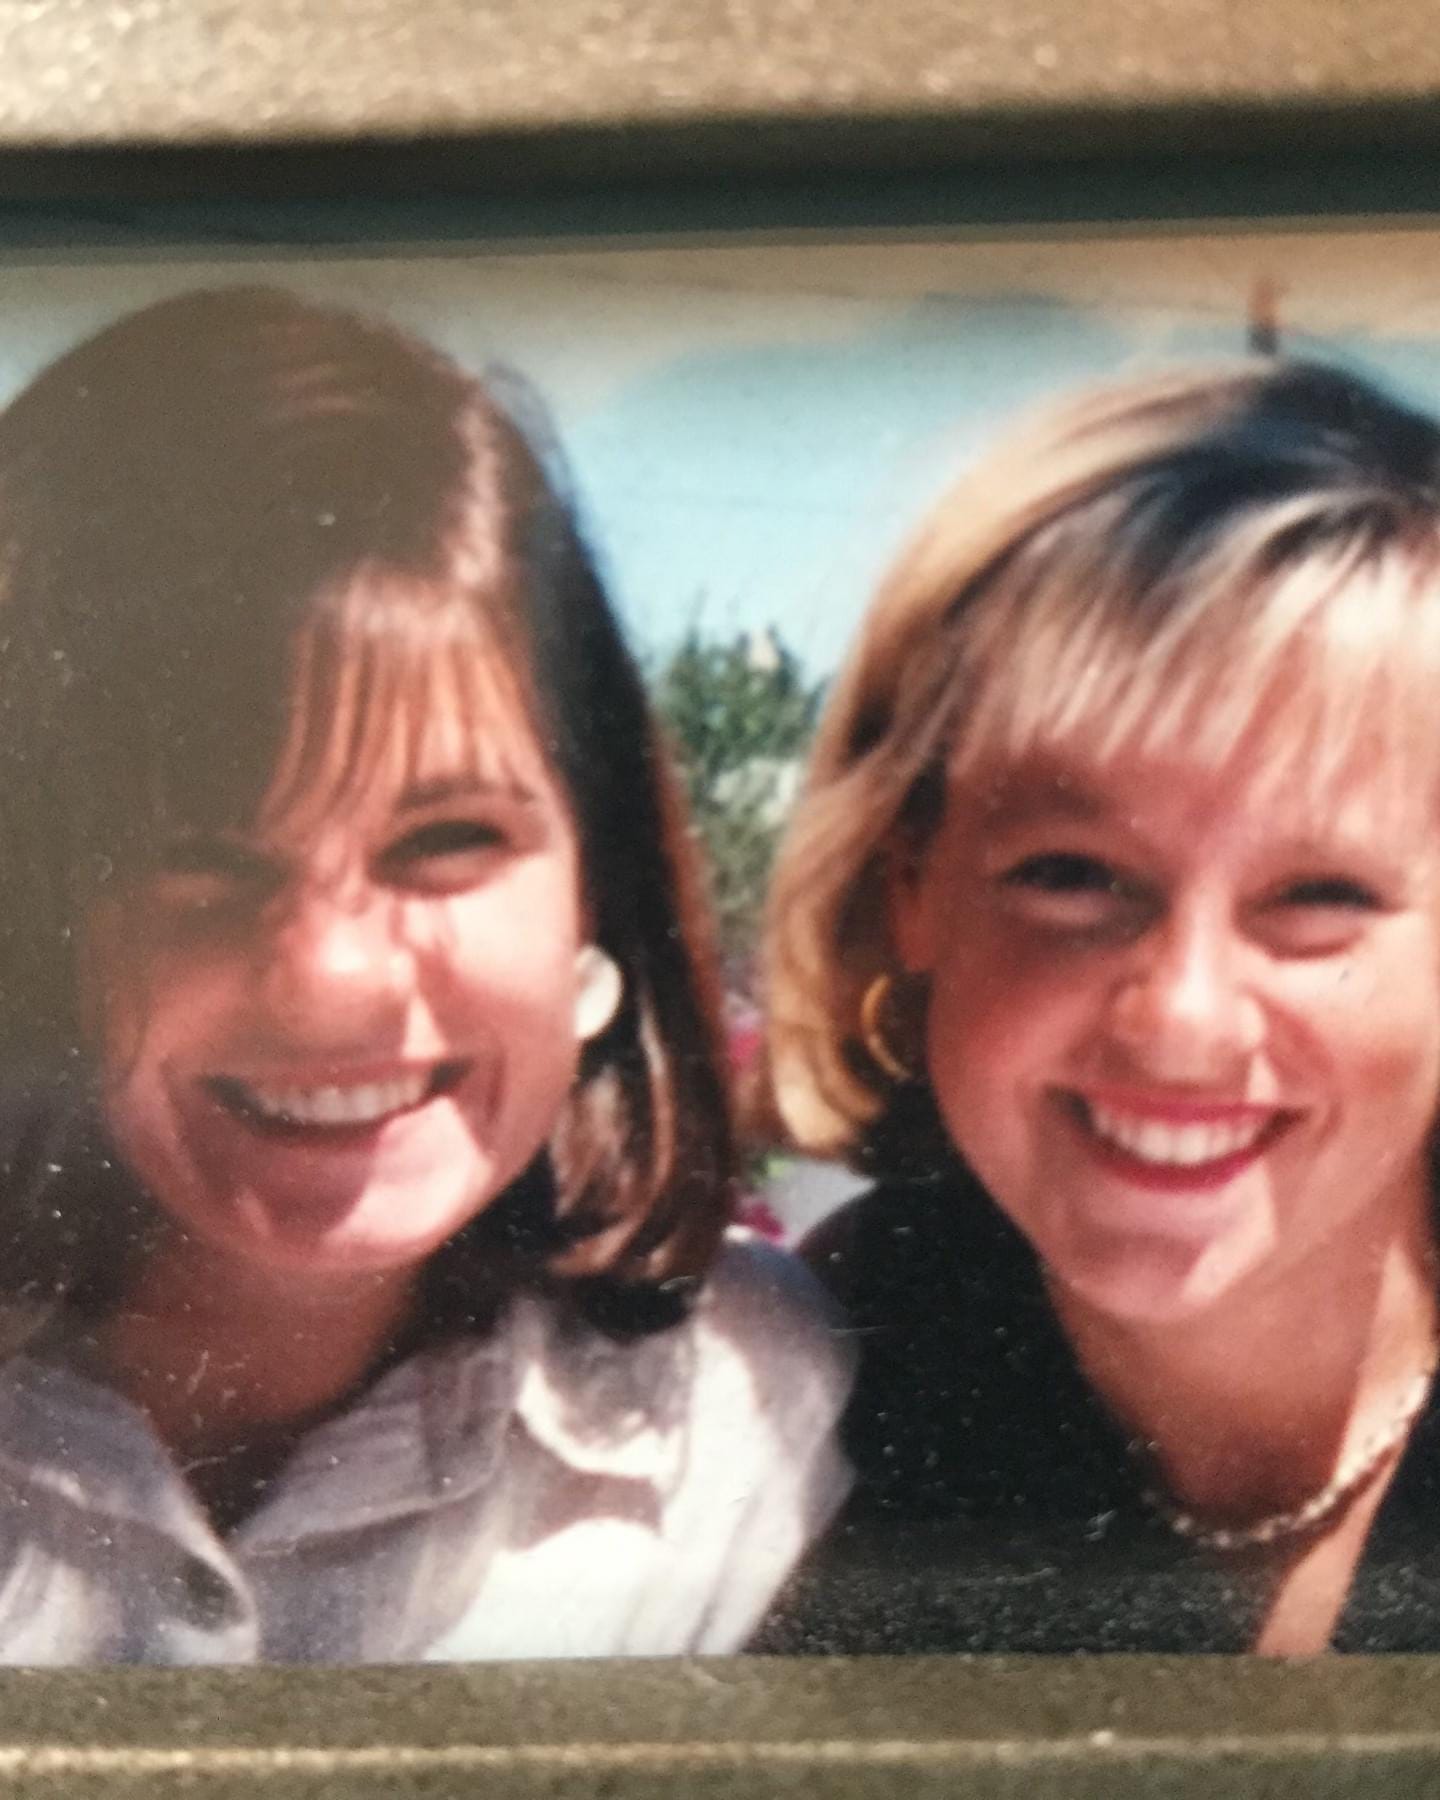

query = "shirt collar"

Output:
[[506, 1290, 693, 1488], [0, 1289, 695, 1549]]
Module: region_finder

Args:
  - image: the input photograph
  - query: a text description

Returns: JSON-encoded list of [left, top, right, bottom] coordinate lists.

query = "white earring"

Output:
[[574, 945, 623, 1042]]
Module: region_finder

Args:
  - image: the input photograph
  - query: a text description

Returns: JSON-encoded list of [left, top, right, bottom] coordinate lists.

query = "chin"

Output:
[[176, 1169, 495, 1289], [1045, 1220, 1269, 1329]]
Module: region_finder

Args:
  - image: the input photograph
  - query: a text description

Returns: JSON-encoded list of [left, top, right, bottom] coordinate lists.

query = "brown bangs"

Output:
[[254, 569, 546, 845], [69, 565, 545, 890]]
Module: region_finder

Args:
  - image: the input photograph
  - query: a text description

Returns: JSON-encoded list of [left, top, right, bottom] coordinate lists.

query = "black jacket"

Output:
[[756, 1175, 1440, 1653]]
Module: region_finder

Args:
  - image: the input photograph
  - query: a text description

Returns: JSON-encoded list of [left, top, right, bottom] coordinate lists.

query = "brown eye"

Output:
[[149, 838, 277, 909], [996, 851, 1149, 932], [380, 817, 510, 891], [387, 820, 505, 862], [420, 822, 502, 855], [157, 840, 266, 881], [1278, 877, 1381, 911], [1257, 874, 1387, 956], [1002, 852, 1125, 895]]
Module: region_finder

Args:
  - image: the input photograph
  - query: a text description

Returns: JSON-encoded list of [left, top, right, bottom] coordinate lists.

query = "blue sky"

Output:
[[561, 299, 1440, 676], [0, 236, 1434, 678]]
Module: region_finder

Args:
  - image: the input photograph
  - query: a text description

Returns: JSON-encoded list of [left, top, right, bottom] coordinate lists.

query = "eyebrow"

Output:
[[396, 772, 542, 810], [975, 763, 1409, 873], [976, 766, 1111, 830]]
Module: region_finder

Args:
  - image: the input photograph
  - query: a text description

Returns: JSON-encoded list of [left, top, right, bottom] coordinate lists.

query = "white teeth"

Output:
[[233, 1072, 432, 1128], [1086, 1102, 1271, 1167]]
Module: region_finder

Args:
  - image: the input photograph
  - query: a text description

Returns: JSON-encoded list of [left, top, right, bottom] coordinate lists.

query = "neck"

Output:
[[1051, 1192, 1439, 1526], [95, 1228, 420, 1462]]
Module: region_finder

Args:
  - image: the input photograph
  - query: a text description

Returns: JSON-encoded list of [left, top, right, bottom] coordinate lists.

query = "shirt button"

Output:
[[179, 1558, 237, 1631]]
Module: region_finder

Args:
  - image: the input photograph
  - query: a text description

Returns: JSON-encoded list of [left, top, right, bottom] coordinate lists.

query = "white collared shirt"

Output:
[[0, 1235, 854, 1663]]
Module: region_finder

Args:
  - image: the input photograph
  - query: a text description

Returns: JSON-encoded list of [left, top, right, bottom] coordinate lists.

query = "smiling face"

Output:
[[890, 735, 1440, 1325], [85, 669, 592, 1295]]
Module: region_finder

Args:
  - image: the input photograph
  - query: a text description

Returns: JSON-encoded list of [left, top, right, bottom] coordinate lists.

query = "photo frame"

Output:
[[2, 1, 1440, 1789]]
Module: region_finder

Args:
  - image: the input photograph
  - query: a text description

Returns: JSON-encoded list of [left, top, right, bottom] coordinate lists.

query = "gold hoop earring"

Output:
[[859, 973, 912, 1083]]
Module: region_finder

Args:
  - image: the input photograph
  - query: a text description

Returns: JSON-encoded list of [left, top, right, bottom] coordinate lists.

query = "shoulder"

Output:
[[699, 1230, 856, 1373], [797, 1195, 867, 1308], [692, 1229, 856, 1419], [680, 1234, 856, 1601], [800, 1179, 964, 1314], [502, 1232, 853, 1480]]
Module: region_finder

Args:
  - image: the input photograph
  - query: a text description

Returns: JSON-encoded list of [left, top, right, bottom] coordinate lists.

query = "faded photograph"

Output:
[[757, 305, 1440, 1658], [0, 229, 1437, 1659], [0, 282, 851, 1664]]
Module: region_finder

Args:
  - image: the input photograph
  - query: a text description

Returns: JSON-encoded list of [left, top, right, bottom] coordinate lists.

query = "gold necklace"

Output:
[[1145, 1348, 1438, 1553]]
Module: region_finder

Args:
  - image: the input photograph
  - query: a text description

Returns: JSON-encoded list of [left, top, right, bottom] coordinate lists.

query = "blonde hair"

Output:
[[766, 359, 1440, 1161]]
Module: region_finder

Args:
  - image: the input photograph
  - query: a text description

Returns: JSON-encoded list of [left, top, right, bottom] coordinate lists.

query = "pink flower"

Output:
[[736, 1196, 785, 1243]]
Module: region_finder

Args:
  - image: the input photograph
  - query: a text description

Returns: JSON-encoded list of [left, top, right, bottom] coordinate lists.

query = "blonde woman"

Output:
[[762, 361, 1440, 1654]]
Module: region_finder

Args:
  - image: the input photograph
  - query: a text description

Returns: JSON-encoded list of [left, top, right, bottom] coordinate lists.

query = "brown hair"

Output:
[[0, 285, 733, 1336], [766, 358, 1440, 1165]]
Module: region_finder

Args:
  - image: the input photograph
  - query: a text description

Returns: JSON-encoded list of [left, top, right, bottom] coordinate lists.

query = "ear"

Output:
[[885, 838, 939, 976], [574, 944, 624, 1042]]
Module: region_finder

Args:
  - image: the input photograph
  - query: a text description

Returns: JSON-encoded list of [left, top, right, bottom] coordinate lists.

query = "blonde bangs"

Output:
[[766, 360, 1440, 1163], [948, 527, 1440, 816], [256, 568, 543, 840]]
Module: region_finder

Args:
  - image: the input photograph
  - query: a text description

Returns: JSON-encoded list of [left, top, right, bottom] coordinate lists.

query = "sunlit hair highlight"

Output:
[[765, 359, 1440, 1162]]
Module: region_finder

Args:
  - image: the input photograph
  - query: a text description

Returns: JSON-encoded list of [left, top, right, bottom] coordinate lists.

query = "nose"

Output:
[[254, 876, 413, 1041], [1107, 900, 1265, 1082]]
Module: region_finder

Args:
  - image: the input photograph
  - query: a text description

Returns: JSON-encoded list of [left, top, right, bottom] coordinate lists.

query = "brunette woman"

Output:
[[0, 286, 851, 1663]]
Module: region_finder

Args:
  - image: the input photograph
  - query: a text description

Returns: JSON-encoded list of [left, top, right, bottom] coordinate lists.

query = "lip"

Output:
[[1059, 1088, 1300, 1196]]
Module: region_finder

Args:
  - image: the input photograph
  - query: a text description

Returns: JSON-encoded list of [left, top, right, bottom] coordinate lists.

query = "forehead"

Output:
[[960, 731, 1436, 856]]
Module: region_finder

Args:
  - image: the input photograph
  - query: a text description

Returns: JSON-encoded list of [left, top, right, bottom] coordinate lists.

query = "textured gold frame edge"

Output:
[[0, 0, 1439, 172], [0, 1656, 1439, 1794]]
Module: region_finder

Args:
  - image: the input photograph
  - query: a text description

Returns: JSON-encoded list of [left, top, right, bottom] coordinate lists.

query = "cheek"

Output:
[[1323, 987, 1440, 1132], [1304, 930, 1440, 1099], [90, 926, 248, 1106], [924, 926, 1099, 1111], [426, 883, 584, 1027], [922, 960, 1070, 1232]]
